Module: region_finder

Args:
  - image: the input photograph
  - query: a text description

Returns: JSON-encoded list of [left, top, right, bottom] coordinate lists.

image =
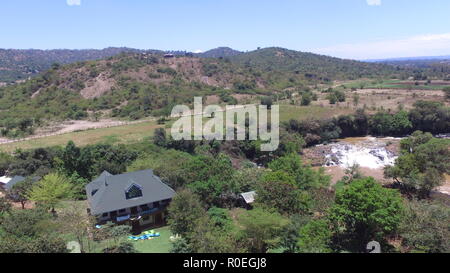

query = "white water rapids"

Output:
[[323, 137, 398, 169]]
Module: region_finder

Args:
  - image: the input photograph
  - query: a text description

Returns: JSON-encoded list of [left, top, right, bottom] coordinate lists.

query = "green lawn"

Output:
[[130, 226, 173, 253], [64, 227, 174, 253]]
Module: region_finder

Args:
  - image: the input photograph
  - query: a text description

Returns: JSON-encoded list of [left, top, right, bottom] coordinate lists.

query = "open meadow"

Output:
[[0, 120, 161, 153]]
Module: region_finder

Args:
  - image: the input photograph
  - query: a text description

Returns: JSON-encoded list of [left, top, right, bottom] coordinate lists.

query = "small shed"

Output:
[[0, 176, 26, 191], [5, 176, 26, 191], [0, 176, 39, 191], [239, 191, 256, 210]]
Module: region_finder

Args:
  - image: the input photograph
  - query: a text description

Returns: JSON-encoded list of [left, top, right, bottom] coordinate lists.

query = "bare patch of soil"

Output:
[[204, 95, 220, 104], [311, 88, 448, 113], [35, 119, 133, 136], [10, 201, 35, 210], [322, 165, 389, 186], [232, 94, 257, 104], [437, 174, 450, 196], [80, 73, 116, 98]]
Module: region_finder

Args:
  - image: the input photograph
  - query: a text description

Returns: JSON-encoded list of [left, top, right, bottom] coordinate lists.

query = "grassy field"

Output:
[[342, 79, 450, 90], [369, 83, 447, 90], [64, 225, 173, 253], [0, 120, 162, 153], [279, 104, 353, 122], [0, 104, 357, 153]]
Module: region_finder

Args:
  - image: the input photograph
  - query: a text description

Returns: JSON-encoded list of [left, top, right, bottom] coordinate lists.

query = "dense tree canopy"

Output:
[[385, 131, 450, 198], [167, 189, 208, 240], [400, 199, 450, 253], [0, 208, 67, 253], [237, 208, 290, 253], [255, 171, 311, 215], [329, 177, 404, 252]]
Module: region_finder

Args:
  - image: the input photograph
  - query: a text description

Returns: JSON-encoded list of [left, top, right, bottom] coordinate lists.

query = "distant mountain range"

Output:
[[2, 45, 448, 83], [366, 55, 450, 68], [366, 55, 450, 62], [0, 46, 408, 127]]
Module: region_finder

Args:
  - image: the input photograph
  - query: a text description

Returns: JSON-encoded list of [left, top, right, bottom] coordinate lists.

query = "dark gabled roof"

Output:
[[85, 169, 175, 215], [4, 176, 40, 191], [5, 176, 26, 191]]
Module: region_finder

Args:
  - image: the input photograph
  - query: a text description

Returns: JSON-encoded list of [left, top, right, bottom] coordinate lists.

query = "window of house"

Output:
[[140, 204, 149, 211], [118, 209, 126, 214], [102, 213, 108, 217], [125, 184, 143, 200], [153, 201, 160, 208]]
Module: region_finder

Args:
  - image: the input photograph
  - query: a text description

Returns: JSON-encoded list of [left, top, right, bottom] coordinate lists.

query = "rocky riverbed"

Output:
[[323, 137, 398, 169], [304, 137, 400, 168], [304, 136, 449, 197], [304, 136, 401, 184]]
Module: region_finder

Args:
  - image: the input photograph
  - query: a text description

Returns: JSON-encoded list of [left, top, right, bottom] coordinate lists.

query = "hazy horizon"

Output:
[[2, 0, 450, 60], [2, 45, 450, 62]]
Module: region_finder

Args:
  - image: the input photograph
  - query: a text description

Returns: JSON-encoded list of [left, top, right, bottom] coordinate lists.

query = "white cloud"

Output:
[[366, 0, 381, 6], [193, 50, 204, 54], [67, 0, 81, 6], [312, 33, 450, 60]]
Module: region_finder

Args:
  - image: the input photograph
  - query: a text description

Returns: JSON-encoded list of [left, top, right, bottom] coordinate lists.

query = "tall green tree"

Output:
[[385, 131, 450, 198], [237, 208, 290, 253], [297, 219, 333, 253], [268, 153, 330, 190], [60, 141, 81, 175], [27, 173, 75, 213], [329, 177, 404, 252], [167, 189, 207, 240], [255, 171, 311, 215]]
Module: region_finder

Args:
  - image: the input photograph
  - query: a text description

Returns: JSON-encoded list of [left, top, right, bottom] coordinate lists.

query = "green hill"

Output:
[[196, 47, 243, 58], [0, 47, 411, 137], [229, 47, 401, 81]]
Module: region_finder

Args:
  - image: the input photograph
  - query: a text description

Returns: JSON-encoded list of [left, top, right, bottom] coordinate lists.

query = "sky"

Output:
[[1, 0, 450, 60]]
